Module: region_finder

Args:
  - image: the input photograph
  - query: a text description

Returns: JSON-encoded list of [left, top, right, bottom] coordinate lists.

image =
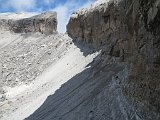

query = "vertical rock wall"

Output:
[[67, 0, 160, 119]]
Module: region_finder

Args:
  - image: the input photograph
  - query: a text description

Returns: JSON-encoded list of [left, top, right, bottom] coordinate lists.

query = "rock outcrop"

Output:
[[67, 0, 160, 119], [0, 11, 57, 34]]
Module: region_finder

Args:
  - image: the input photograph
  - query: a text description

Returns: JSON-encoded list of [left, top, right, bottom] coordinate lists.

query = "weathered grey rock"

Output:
[[0, 11, 57, 34], [67, 0, 160, 119]]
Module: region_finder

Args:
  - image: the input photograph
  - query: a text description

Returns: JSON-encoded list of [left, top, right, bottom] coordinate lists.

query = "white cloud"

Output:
[[5, 0, 36, 11], [43, 0, 53, 4], [52, 3, 70, 33], [52, 0, 94, 33]]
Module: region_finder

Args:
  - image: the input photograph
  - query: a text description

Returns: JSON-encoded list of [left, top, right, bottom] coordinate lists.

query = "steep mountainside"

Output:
[[0, 0, 160, 120], [67, 0, 160, 119], [0, 12, 100, 120]]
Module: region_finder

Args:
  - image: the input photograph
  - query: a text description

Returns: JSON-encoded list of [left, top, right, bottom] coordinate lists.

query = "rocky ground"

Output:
[[0, 32, 71, 96], [0, 31, 99, 120]]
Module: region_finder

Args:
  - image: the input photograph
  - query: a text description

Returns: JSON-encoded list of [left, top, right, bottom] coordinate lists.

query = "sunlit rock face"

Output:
[[0, 11, 57, 34], [67, 0, 160, 71], [67, 0, 160, 119]]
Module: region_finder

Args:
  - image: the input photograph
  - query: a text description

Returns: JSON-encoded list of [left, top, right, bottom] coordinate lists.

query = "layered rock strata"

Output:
[[0, 11, 57, 34], [67, 0, 160, 119]]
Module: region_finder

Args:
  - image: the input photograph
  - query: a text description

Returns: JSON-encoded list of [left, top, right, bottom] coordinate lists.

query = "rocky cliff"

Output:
[[0, 0, 160, 120], [67, 0, 160, 119], [0, 11, 57, 34]]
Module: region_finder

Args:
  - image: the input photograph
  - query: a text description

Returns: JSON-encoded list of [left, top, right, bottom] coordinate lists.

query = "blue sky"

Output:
[[0, 0, 95, 32]]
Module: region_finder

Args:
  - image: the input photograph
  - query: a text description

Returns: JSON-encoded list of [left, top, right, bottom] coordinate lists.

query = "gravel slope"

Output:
[[0, 32, 99, 120]]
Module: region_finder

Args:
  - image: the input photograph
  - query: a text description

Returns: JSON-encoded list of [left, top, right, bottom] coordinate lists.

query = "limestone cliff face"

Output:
[[67, 0, 160, 119], [0, 12, 57, 34]]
